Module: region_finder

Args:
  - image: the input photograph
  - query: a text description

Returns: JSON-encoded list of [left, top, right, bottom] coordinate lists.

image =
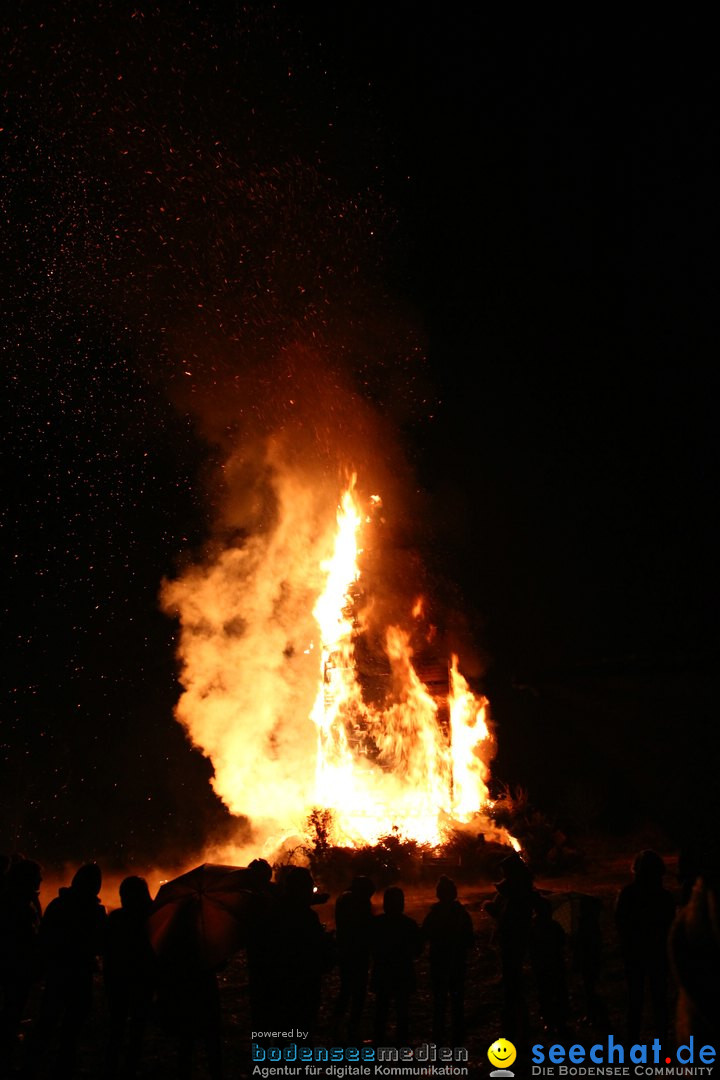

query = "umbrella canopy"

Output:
[[148, 863, 259, 970]]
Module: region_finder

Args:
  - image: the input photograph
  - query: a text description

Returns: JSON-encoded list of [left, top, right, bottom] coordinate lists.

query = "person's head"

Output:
[[248, 858, 273, 888], [71, 862, 102, 897], [383, 886, 404, 915], [499, 852, 532, 886], [7, 858, 42, 897], [119, 875, 152, 911], [279, 866, 329, 906], [436, 875, 457, 902], [633, 849, 666, 885], [349, 875, 375, 899]]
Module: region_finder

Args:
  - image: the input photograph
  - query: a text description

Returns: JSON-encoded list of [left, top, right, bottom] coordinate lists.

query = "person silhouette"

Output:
[[272, 866, 333, 1039], [25, 862, 106, 1079], [615, 849, 676, 1043], [421, 876, 474, 1045], [155, 955, 224, 1080], [370, 887, 421, 1046], [676, 841, 703, 907], [670, 867, 720, 1042], [332, 875, 375, 1041], [484, 853, 536, 1043], [246, 859, 275, 896], [529, 895, 569, 1037], [103, 876, 155, 1079], [246, 865, 332, 1043], [573, 894, 607, 1028], [0, 858, 42, 1077]]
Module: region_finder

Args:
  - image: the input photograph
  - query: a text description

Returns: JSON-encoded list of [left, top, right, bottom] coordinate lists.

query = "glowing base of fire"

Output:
[[312, 761, 518, 849], [259, 804, 520, 860], [313, 802, 450, 849], [313, 809, 520, 852]]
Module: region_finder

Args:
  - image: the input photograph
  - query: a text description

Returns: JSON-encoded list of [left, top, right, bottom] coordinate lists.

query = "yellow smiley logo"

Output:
[[488, 1038, 517, 1069]]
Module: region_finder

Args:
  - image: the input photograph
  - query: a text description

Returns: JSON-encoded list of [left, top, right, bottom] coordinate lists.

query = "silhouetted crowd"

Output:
[[0, 845, 718, 1078]]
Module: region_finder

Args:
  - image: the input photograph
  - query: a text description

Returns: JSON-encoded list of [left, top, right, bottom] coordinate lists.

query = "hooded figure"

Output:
[[25, 863, 106, 1079]]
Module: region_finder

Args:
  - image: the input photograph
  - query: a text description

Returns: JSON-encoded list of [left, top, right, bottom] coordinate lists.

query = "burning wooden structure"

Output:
[[163, 469, 517, 854]]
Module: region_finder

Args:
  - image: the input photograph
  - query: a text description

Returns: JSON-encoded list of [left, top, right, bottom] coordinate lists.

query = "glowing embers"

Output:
[[309, 482, 495, 848]]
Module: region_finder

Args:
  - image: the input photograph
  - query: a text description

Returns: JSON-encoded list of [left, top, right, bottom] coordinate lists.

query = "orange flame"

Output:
[[163, 466, 515, 852], [307, 482, 509, 847]]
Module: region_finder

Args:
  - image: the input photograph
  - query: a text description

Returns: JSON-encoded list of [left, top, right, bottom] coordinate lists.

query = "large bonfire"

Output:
[[162, 445, 516, 854]]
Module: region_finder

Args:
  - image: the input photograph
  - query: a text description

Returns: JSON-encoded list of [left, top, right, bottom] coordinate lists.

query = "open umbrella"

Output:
[[147, 863, 259, 970]]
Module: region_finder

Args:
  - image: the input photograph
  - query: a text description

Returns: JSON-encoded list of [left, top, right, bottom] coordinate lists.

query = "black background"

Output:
[[2, 5, 718, 865]]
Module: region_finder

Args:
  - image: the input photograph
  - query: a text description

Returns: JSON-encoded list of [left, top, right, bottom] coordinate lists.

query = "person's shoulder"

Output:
[[300, 905, 322, 928], [42, 893, 65, 916]]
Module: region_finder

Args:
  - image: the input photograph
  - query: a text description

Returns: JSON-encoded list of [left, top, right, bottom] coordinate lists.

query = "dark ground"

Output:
[[16, 839, 682, 1079]]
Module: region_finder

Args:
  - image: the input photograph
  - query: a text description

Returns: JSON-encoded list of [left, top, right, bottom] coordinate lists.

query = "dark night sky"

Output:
[[2, 6, 718, 865]]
